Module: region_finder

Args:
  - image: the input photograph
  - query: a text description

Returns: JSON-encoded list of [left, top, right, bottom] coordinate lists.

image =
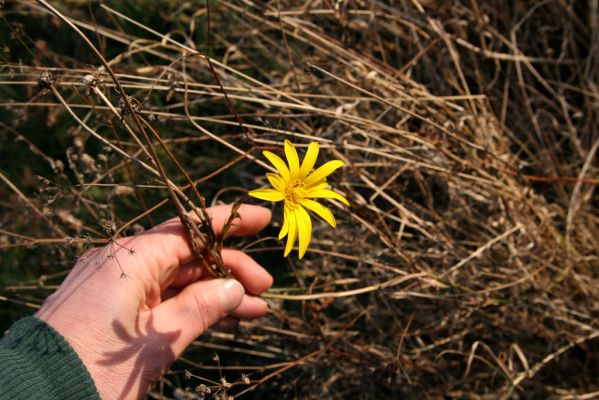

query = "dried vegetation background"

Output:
[[1, 0, 599, 398]]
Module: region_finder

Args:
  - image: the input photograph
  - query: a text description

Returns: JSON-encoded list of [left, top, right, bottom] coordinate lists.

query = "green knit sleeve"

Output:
[[0, 317, 100, 400]]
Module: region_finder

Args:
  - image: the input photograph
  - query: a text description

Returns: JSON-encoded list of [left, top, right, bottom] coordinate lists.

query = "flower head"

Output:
[[249, 140, 349, 259]]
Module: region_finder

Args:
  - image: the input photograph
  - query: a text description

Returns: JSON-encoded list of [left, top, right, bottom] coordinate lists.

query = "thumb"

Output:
[[151, 279, 244, 356]]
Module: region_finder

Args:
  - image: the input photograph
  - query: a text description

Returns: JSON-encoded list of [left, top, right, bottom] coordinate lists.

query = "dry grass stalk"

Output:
[[1, 1, 598, 398]]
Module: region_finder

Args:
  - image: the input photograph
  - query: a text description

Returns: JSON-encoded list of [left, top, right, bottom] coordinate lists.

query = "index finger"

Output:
[[131, 204, 272, 275]]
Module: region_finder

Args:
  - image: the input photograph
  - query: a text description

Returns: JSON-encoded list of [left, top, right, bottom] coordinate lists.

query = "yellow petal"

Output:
[[263, 151, 290, 182], [305, 189, 350, 206], [307, 180, 328, 192], [295, 206, 312, 259], [249, 188, 284, 202], [279, 205, 290, 240], [266, 173, 285, 192], [284, 140, 300, 178], [304, 160, 344, 187], [300, 198, 336, 228], [283, 209, 297, 257], [299, 141, 319, 178]]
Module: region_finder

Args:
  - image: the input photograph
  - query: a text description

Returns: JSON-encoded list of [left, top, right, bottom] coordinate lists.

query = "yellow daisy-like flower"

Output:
[[249, 140, 349, 259]]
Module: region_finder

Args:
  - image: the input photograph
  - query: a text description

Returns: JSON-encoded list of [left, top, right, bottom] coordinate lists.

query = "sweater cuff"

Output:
[[0, 316, 100, 400]]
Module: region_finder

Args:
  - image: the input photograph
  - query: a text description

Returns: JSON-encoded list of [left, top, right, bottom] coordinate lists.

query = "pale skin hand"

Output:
[[35, 204, 273, 400]]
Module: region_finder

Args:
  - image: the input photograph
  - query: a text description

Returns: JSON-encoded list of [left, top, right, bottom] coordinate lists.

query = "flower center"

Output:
[[284, 179, 305, 208]]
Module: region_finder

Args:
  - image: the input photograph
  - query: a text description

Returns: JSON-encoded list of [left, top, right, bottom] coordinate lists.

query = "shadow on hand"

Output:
[[98, 314, 180, 399]]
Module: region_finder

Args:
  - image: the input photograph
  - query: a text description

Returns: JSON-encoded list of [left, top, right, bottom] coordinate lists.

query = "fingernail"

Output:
[[218, 279, 245, 312], [247, 296, 268, 308]]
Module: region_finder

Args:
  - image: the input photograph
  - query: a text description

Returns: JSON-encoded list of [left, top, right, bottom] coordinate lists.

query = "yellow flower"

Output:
[[249, 140, 349, 259]]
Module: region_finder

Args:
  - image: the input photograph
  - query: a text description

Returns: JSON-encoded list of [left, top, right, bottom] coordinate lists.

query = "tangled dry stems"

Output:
[[1, 1, 598, 398]]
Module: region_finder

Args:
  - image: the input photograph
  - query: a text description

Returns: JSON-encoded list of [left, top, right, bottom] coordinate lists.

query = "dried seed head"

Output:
[[220, 377, 231, 389], [195, 384, 210, 394], [37, 71, 55, 89], [81, 74, 98, 88], [81, 74, 102, 95], [78, 153, 98, 174], [118, 95, 143, 118], [241, 373, 250, 384]]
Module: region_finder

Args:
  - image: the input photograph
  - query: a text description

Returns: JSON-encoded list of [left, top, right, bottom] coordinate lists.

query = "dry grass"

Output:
[[1, 0, 598, 398]]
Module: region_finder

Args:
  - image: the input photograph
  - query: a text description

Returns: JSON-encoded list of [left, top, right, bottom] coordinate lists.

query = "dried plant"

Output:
[[1, 1, 598, 398]]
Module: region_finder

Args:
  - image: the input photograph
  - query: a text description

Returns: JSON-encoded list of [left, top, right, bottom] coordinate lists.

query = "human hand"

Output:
[[35, 204, 273, 399]]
